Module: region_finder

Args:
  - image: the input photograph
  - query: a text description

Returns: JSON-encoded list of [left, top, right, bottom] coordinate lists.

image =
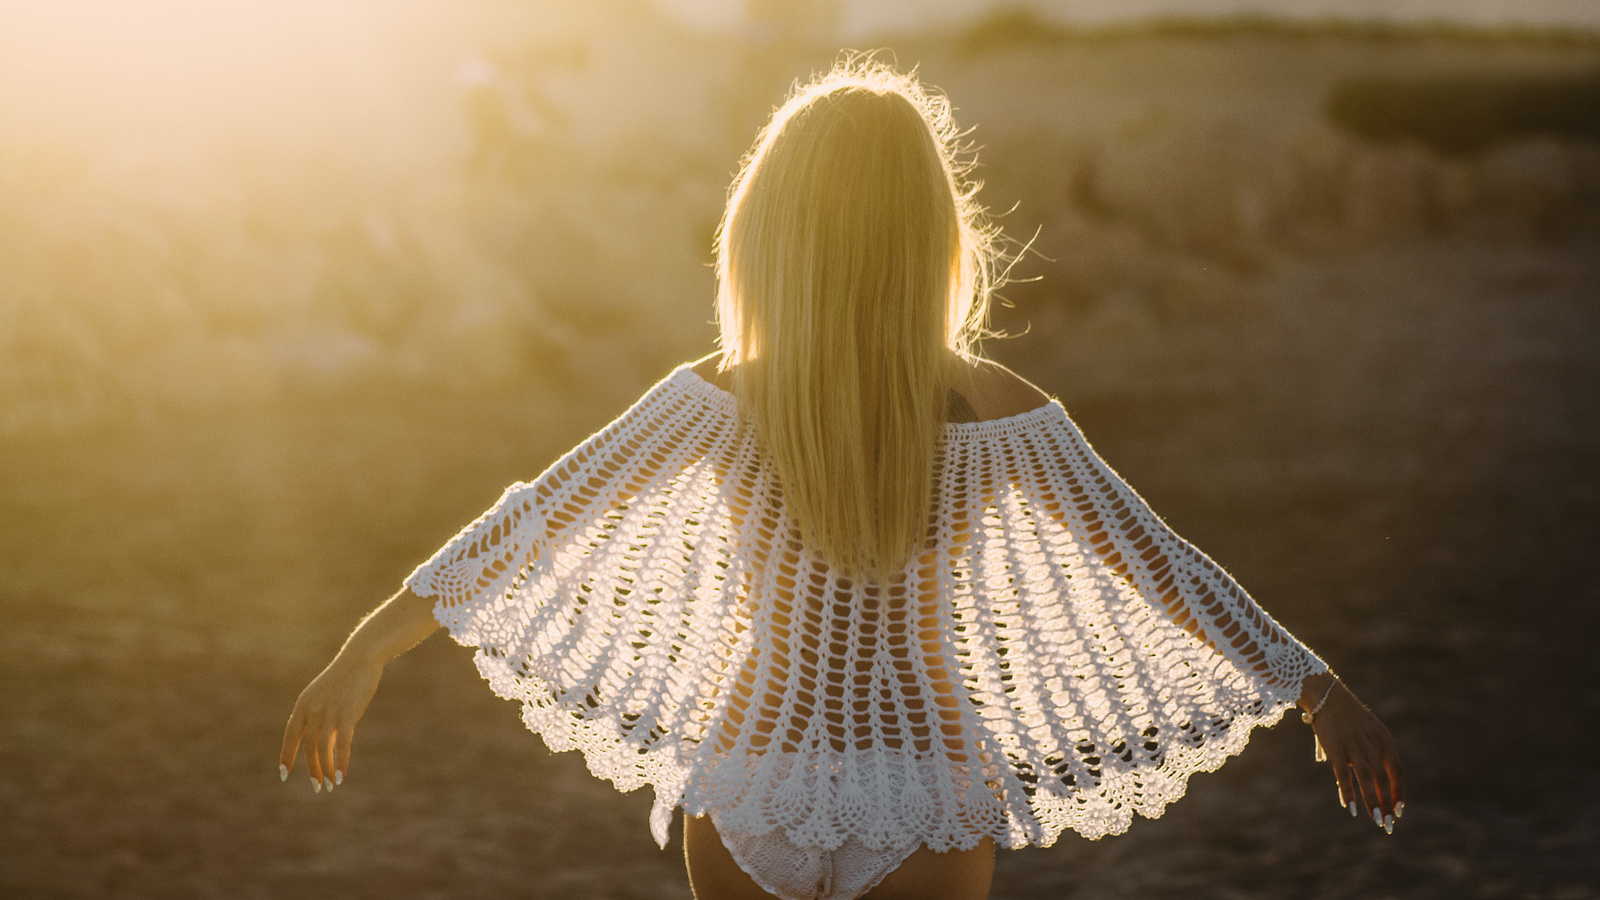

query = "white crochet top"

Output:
[[404, 363, 1327, 852]]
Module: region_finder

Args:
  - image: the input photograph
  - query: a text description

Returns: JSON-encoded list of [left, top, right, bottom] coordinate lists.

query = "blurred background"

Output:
[[2, 1, 1597, 897]]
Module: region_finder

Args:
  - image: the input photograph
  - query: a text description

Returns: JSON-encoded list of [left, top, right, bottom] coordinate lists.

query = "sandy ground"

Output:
[[4, 233, 1596, 899], [3, 27, 1599, 900]]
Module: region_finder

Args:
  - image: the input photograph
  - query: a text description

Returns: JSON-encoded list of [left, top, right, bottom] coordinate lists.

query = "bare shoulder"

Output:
[[692, 352, 1052, 420], [689, 353, 731, 391], [953, 356, 1055, 421]]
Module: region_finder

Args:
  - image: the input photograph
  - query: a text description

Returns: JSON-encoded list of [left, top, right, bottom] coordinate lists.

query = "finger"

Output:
[[320, 725, 340, 792], [1363, 748, 1399, 834], [1331, 757, 1357, 818], [335, 721, 355, 786], [304, 718, 326, 791], [324, 725, 338, 788], [1385, 751, 1405, 819], [1372, 746, 1399, 813], [1355, 753, 1386, 826], [279, 711, 306, 781]]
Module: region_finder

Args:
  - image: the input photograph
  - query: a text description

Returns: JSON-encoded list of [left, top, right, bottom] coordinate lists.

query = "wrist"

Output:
[[334, 632, 392, 673], [1298, 672, 1339, 713]]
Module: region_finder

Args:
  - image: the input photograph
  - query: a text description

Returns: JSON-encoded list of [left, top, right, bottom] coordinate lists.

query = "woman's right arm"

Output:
[[978, 360, 1404, 830], [278, 588, 441, 792]]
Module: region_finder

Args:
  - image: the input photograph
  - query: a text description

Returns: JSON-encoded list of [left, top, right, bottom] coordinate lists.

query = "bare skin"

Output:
[[281, 354, 1405, 898], [684, 814, 995, 900], [279, 588, 438, 791], [934, 357, 1404, 832]]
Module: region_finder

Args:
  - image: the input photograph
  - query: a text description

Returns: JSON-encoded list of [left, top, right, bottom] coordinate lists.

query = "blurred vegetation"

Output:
[[1327, 69, 1600, 155], [0, 140, 722, 434], [3, 19, 1598, 435], [954, 8, 1600, 57]]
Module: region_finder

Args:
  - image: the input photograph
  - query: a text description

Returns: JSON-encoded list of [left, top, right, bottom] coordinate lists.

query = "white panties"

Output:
[[718, 827, 920, 900]]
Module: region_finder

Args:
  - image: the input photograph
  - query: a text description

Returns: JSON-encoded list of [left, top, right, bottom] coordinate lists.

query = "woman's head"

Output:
[[715, 58, 992, 365], [713, 58, 997, 579]]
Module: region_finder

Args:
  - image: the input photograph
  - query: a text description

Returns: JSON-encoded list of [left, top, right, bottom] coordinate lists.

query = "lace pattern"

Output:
[[404, 364, 1327, 850]]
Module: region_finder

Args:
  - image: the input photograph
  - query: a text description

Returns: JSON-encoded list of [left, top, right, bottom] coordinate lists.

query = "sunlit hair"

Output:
[[714, 57, 996, 579]]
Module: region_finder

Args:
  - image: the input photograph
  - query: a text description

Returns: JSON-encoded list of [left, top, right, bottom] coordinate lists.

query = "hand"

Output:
[[279, 651, 383, 793], [1305, 679, 1405, 832], [276, 588, 440, 792]]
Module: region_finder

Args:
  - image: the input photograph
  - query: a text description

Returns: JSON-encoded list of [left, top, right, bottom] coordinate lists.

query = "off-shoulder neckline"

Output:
[[670, 364, 1063, 438]]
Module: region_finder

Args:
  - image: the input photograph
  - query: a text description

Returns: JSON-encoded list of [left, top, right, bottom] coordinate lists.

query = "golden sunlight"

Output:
[[3, 1, 1598, 895], [0, 2, 408, 147]]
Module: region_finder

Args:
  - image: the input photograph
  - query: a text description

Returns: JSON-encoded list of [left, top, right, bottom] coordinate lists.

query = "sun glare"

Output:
[[0, 1, 435, 158]]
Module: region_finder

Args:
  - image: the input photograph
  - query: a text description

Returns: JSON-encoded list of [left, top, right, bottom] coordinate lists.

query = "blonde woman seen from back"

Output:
[[281, 59, 1403, 900]]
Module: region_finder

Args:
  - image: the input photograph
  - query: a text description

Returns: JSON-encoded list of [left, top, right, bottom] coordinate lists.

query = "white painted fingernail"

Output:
[[1371, 807, 1382, 826], [1395, 801, 1404, 819], [335, 770, 344, 786], [1383, 814, 1393, 834], [1348, 800, 1357, 817], [322, 777, 334, 793], [312, 778, 322, 793], [279, 764, 288, 782]]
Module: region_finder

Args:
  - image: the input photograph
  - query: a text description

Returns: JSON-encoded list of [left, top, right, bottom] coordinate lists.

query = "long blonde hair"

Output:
[[715, 58, 995, 579]]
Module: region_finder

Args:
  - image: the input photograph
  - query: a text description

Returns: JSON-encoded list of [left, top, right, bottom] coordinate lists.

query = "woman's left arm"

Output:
[[1298, 672, 1405, 831], [278, 588, 441, 792]]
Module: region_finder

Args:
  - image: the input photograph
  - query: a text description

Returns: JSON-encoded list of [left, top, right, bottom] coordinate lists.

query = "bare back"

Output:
[[683, 352, 1043, 898]]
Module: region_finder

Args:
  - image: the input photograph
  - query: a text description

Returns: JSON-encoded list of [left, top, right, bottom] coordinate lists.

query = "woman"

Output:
[[281, 60, 1403, 900]]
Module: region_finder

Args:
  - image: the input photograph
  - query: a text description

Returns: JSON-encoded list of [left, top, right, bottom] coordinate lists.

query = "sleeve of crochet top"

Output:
[[402, 480, 546, 613], [404, 370, 711, 613], [1039, 411, 1328, 693]]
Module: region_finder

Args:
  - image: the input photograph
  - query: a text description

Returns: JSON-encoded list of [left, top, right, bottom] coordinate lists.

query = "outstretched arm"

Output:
[[279, 588, 441, 792], [1055, 456, 1406, 832], [975, 362, 1405, 832]]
